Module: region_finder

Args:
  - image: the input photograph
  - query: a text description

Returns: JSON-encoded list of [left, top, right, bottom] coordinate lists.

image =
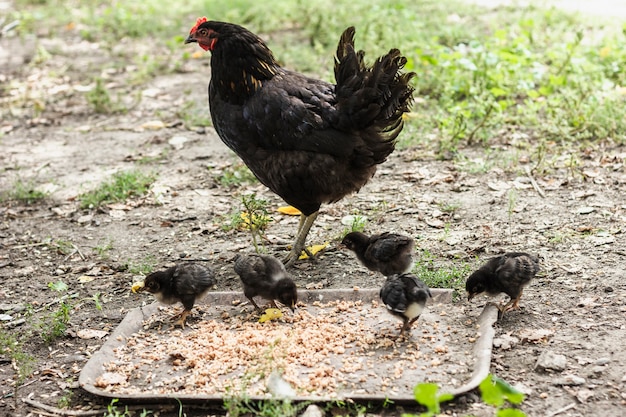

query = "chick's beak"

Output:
[[131, 282, 145, 293]]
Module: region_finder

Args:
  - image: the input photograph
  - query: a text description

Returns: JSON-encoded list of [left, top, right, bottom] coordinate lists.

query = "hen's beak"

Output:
[[184, 34, 197, 44], [467, 292, 475, 301]]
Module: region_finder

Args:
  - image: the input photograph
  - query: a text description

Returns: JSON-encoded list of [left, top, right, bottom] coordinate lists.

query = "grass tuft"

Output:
[[79, 170, 156, 209]]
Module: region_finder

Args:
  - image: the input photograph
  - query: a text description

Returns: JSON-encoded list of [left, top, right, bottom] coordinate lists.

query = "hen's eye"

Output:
[[198, 28, 208, 36]]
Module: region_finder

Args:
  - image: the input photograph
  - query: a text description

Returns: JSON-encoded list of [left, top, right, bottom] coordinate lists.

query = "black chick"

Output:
[[135, 263, 216, 328], [234, 254, 298, 312], [466, 252, 540, 314], [379, 273, 432, 336], [341, 231, 414, 276]]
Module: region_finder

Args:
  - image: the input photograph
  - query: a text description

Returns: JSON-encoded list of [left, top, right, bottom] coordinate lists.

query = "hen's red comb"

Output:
[[190, 16, 208, 33]]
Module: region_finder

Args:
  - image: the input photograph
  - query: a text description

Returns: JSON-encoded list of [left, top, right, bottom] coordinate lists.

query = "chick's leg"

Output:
[[283, 212, 319, 267], [503, 290, 524, 312], [172, 309, 191, 329]]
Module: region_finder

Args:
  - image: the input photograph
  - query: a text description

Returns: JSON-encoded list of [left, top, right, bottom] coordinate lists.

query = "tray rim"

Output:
[[79, 288, 497, 405]]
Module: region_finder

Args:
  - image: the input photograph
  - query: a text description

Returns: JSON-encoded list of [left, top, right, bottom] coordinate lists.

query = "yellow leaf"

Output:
[[192, 51, 204, 59], [131, 282, 144, 293], [299, 242, 329, 259], [258, 308, 283, 323], [239, 212, 271, 230], [277, 206, 301, 216], [599, 46, 611, 58]]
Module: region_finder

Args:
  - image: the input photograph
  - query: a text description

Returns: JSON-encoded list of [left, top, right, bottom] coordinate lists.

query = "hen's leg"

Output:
[[283, 212, 319, 267]]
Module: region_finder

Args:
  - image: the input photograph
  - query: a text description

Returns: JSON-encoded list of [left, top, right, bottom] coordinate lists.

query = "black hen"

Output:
[[466, 252, 540, 314], [341, 231, 414, 276], [134, 263, 216, 328], [185, 18, 415, 266], [233, 253, 298, 312], [380, 273, 432, 336]]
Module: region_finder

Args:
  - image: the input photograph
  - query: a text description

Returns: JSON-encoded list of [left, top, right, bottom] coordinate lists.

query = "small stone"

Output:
[[578, 206, 595, 214], [493, 334, 519, 350], [77, 214, 93, 224], [168, 135, 190, 150], [576, 389, 595, 403], [604, 286, 614, 293], [590, 366, 605, 376], [553, 375, 585, 386], [300, 405, 324, 417], [535, 351, 567, 372], [14, 266, 35, 277], [594, 358, 610, 366]]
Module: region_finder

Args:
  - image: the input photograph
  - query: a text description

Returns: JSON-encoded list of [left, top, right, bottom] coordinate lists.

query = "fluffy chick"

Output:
[[466, 252, 540, 313], [380, 273, 432, 336], [341, 231, 414, 276], [234, 254, 297, 312], [135, 263, 216, 328]]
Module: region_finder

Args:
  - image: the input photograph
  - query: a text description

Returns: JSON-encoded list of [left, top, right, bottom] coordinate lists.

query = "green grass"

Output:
[[1, 178, 47, 204], [79, 170, 156, 209], [214, 162, 258, 187], [9, 0, 625, 161], [413, 249, 475, 296], [0, 329, 36, 386], [123, 255, 158, 275]]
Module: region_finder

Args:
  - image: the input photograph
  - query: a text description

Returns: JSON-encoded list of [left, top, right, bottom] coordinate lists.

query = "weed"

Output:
[[85, 77, 126, 114], [404, 374, 526, 417], [339, 213, 368, 238], [479, 374, 526, 416], [176, 99, 213, 128], [402, 382, 453, 416], [124, 255, 158, 275], [49, 239, 75, 256], [103, 399, 151, 417], [79, 170, 156, 209], [412, 249, 473, 295], [325, 400, 368, 416], [437, 202, 460, 215], [94, 240, 114, 259], [1, 178, 47, 204], [224, 396, 307, 417], [240, 193, 272, 253], [214, 163, 257, 188], [57, 387, 73, 409], [39, 281, 73, 344], [0, 329, 36, 386]]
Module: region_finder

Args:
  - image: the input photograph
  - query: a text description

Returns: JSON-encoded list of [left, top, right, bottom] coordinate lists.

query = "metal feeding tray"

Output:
[[79, 289, 498, 404]]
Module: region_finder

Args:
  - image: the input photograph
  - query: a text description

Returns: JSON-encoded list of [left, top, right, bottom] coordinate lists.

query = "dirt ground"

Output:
[[1, 11, 626, 417]]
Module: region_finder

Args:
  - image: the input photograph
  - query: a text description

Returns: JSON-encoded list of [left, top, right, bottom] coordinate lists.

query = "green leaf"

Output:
[[497, 408, 527, 417], [493, 376, 525, 405], [48, 281, 68, 292], [413, 383, 440, 411], [479, 375, 504, 407], [480, 374, 526, 408]]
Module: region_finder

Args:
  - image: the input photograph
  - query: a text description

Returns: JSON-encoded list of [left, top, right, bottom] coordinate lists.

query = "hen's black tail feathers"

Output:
[[334, 27, 416, 162]]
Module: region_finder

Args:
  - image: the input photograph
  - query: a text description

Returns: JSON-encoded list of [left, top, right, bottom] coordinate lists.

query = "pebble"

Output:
[[300, 404, 323, 417], [553, 375, 586, 386], [594, 358, 610, 366], [535, 351, 567, 372], [0, 304, 25, 313]]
